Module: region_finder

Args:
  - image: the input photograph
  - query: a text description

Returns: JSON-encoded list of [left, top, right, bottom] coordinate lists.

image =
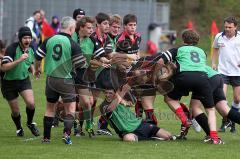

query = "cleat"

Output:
[[16, 128, 24, 137], [230, 122, 237, 133], [62, 133, 72, 145], [27, 123, 40, 136], [41, 138, 51, 144], [218, 119, 231, 132], [176, 121, 191, 140], [210, 138, 225, 145], [203, 135, 211, 143], [86, 128, 95, 138], [96, 129, 113, 136], [191, 118, 201, 133], [74, 128, 85, 137]]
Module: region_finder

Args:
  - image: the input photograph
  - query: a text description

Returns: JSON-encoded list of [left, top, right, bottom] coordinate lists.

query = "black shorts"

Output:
[[133, 122, 160, 140], [133, 85, 157, 97], [1, 77, 32, 101], [74, 68, 96, 89], [167, 72, 215, 108], [220, 74, 240, 87], [192, 74, 226, 105], [96, 68, 119, 90], [45, 76, 76, 103]]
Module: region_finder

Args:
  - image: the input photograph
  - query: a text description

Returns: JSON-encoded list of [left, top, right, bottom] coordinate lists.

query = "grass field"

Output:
[[0, 75, 240, 159]]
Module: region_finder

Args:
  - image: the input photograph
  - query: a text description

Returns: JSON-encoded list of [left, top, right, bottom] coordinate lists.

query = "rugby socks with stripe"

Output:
[[11, 113, 22, 130], [175, 107, 188, 126], [144, 109, 158, 125], [135, 100, 143, 118], [26, 107, 35, 125], [43, 116, 54, 139], [210, 131, 218, 140]]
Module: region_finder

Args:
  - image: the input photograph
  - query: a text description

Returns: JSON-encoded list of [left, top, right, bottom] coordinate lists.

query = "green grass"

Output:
[[0, 75, 239, 159]]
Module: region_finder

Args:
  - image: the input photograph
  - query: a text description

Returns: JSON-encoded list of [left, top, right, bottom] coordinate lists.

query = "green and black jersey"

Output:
[[79, 37, 94, 67], [108, 33, 119, 52], [2, 42, 34, 80], [89, 32, 113, 59], [100, 100, 142, 135], [206, 65, 218, 78], [36, 32, 86, 79], [162, 45, 207, 73], [71, 31, 79, 43]]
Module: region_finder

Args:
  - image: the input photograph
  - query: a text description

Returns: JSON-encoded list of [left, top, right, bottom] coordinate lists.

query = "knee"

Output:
[[26, 104, 35, 110], [11, 106, 20, 114], [123, 134, 138, 142]]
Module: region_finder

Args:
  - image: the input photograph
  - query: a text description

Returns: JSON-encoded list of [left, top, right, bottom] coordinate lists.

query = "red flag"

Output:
[[211, 20, 219, 35], [42, 19, 55, 39], [187, 20, 193, 29]]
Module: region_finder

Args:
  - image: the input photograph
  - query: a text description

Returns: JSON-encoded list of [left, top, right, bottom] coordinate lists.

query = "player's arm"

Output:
[[211, 35, 220, 70], [211, 48, 219, 70], [1, 45, 28, 72], [34, 38, 49, 77], [70, 40, 87, 70], [107, 84, 131, 112]]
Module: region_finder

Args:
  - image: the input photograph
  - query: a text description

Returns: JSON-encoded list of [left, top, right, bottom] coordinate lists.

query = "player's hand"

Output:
[[212, 63, 217, 70], [102, 63, 111, 68], [19, 53, 29, 61], [34, 69, 41, 79]]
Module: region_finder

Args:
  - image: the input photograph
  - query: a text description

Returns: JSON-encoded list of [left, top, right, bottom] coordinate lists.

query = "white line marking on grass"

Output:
[[23, 136, 42, 142]]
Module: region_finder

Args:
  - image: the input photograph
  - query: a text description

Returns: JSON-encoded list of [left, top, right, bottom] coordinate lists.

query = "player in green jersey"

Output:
[[35, 16, 87, 145], [100, 84, 174, 141], [1, 26, 40, 137]]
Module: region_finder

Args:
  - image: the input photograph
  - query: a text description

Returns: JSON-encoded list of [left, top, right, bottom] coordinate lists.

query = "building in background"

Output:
[[0, 0, 169, 49]]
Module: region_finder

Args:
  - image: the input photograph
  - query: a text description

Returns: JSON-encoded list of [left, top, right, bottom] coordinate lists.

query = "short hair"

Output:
[[61, 16, 76, 30], [110, 14, 122, 26], [75, 16, 95, 33], [95, 12, 110, 24], [181, 29, 200, 45], [224, 16, 238, 26], [33, 10, 40, 16], [123, 14, 137, 25]]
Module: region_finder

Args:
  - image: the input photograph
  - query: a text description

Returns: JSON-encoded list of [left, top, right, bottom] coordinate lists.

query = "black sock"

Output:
[[195, 113, 210, 136], [227, 109, 240, 124], [26, 107, 35, 125], [11, 113, 22, 130], [43, 116, 54, 139], [79, 120, 84, 128], [63, 114, 74, 135]]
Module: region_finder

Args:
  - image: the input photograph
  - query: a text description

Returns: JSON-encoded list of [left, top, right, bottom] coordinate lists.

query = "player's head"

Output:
[[73, 8, 85, 22], [95, 12, 110, 34], [76, 16, 95, 37], [0, 40, 6, 55], [109, 14, 122, 36], [224, 16, 237, 37], [33, 10, 42, 23], [181, 29, 199, 45], [123, 14, 137, 35], [105, 89, 116, 103], [61, 16, 76, 36], [18, 26, 32, 48]]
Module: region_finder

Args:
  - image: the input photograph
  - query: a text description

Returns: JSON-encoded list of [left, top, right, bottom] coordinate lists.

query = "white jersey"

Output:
[[213, 31, 240, 76]]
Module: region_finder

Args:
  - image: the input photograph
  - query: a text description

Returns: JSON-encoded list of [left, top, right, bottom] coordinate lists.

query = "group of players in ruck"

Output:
[[1, 8, 240, 145]]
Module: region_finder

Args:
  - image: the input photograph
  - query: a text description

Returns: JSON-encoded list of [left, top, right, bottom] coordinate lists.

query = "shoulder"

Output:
[[214, 32, 223, 40]]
